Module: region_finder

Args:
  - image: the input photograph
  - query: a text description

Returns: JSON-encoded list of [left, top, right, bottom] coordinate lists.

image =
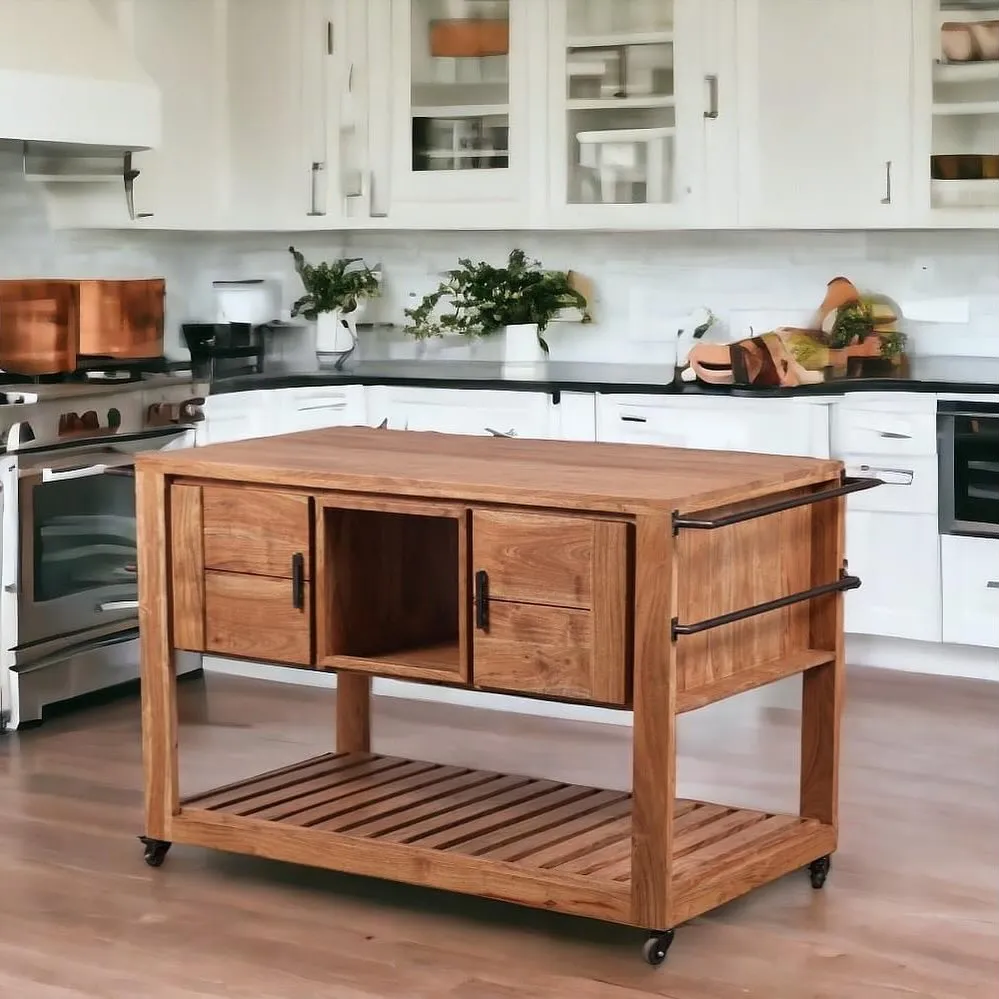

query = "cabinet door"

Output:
[[472, 511, 629, 704], [941, 535, 999, 649], [844, 511, 941, 642], [912, 0, 999, 229], [547, 0, 738, 229], [387, 388, 552, 438], [273, 386, 367, 434], [737, 0, 914, 228], [366, 0, 542, 227]]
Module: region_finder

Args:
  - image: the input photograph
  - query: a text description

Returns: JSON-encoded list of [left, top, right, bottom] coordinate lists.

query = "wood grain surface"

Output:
[[150, 427, 843, 515]]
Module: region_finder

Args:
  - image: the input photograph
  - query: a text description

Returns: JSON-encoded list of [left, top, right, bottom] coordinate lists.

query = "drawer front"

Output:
[[205, 570, 312, 665], [473, 510, 596, 608], [202, 486, 310, 578], [942, 535, 999, 649], [474, 601, 626, 705], [841, 455, 938, 514], [832, 403, 937, 457]]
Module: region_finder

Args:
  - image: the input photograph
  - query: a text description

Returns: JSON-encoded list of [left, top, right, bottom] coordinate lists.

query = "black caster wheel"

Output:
[[809, 855, 831, 890], [139, 836, 172, 868], [642, 929, 675, 967]]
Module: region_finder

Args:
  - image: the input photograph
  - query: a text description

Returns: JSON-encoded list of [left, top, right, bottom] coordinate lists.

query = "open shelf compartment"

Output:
[[314, 497, 470, 683], [176, 752, 833, 926]]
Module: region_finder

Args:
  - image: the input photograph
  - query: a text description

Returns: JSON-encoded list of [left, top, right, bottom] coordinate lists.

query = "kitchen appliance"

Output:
[[0, 380, 203, 731], [182, 323, 265, 380], [938, 400, 999, 538], [0, 278, 165, 375], [212, 279, 280, 327]]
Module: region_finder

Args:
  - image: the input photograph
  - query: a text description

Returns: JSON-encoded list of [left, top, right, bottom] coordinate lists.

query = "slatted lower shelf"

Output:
[[180, 752, 826, 921]]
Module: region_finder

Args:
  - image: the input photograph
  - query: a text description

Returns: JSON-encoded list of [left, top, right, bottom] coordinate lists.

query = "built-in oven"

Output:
[[938, 401, 999, 539], [1, 424, 199, 730]]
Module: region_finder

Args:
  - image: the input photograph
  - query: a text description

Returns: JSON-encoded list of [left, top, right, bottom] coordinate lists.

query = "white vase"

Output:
[[502, 323, 545, 377], [315, 309, 358, 368]]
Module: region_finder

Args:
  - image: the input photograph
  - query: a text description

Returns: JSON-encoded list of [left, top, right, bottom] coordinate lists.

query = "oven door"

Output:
[[6, 428, 194, 648], [939, 405, 999, 539]]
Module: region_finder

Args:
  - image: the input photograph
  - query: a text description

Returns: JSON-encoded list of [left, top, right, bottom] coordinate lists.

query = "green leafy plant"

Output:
[[829, 301, 875, 349], [288, 246, 379, 321], [403, 249, 590, 354]]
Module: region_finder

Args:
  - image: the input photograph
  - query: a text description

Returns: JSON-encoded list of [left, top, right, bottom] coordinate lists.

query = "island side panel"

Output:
[[137, 467, 179, 839], [631, 514, 677, 929], [801, 493, 847, 830]]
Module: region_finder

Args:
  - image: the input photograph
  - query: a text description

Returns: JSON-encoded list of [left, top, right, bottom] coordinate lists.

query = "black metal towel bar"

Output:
[[672, 475, 882, 534], [671, 571, 861, 641]]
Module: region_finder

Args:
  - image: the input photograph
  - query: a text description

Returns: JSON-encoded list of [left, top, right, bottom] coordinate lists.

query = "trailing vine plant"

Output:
[[288, 246, 380, 320]]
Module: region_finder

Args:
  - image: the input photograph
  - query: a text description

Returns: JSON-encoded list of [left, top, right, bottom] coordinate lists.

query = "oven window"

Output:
[[33, 474, 137, 602], [953, 415, 999, 528]]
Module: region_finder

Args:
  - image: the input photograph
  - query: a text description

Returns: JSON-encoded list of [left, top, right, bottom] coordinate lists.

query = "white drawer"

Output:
[[941, 535, 999, 649], [832, 399, 937, 457], [841, 455, 938, 515]]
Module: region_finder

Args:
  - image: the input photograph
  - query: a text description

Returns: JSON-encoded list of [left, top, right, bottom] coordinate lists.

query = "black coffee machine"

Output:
[[182, 322, 265, 380]]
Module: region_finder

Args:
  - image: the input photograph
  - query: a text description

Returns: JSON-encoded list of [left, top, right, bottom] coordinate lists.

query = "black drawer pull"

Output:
[[291, 553, 305, 610], [475, 570, 489, 630]]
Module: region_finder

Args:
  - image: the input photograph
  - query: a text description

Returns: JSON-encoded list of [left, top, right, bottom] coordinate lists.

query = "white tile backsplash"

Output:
[[1, 152, 997, 364]]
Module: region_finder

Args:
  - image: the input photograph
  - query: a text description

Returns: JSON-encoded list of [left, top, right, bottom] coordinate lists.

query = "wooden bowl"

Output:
[[969, 20, 999, 61], [429, 19, 509, 58], [942, 22, 974, 61]]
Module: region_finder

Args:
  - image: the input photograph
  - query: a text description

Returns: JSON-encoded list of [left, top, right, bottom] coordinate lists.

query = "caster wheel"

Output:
[[642, 929, 674, 967], [809, 855, 831, 890], [139, 836, 171, 868]]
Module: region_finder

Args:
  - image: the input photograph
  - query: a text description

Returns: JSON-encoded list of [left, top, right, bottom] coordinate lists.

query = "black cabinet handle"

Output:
[[291, 553, 305, 610], [475, 570, 489, 630]]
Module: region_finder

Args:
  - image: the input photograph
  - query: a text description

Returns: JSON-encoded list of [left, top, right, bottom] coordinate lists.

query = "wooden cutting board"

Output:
[[0, 278, 165, 374]]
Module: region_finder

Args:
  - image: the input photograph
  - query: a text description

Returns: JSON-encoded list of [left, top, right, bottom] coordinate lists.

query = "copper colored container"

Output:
[[429, 19, 509, 57]]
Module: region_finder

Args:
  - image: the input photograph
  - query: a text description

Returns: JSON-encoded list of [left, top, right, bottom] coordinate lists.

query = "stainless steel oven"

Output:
[[1, 424, 198, 729], [938, 401, 999, 539]]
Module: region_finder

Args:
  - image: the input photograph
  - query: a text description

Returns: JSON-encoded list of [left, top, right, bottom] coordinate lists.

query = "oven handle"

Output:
[[42, 461, 136, 482], [98, 600, 140, 613]]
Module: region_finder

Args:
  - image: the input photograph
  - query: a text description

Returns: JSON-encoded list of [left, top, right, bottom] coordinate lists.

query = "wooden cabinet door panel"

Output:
[[205, 571, 312, 666], [202, 486, 310, 578], [474, 601, 628, 705], [473, 510, 596, 608]]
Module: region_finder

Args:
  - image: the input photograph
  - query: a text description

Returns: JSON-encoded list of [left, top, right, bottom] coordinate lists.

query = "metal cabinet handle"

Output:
[[987, 581, 999, 590], [703, 75, 719, 119], [878, 430, 910, 439], [485, 427, 517, 438], [621, 415, 647, 424], [307, 162, 326, 217], [370, 170, 388, 218], [474, 570, 489, 630], [123, 152, 153, 221], [98, 600, 139, 613], [291, 553, 305, 610], [880, 160, 892, 205], [857, 464, 914, 485]]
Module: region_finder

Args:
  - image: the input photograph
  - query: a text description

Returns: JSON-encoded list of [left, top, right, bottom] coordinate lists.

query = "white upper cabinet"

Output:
[[546, 0, 738, 228], [911, 0, 999, 228], [365, 0, 544, 227], [736, 0, 915, 229]]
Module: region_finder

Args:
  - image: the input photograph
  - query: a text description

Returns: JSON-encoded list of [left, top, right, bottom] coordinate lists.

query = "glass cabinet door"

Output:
[[925, 1, 999, 218], [548, 0, 733, 226], [387, 0, 532, 209]]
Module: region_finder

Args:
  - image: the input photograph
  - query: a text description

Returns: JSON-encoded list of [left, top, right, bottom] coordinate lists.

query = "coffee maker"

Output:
[[183, 280, 280, 380]]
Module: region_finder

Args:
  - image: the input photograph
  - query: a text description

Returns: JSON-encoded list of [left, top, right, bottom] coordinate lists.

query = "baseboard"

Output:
[[846, 635, 999, 682]]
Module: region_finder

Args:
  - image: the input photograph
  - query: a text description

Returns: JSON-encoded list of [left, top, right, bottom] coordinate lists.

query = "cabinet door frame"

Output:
[[545, 0, 738, 230]]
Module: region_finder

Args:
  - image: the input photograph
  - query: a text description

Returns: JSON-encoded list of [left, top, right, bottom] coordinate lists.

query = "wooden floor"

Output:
[[1, 668, 996, 998]]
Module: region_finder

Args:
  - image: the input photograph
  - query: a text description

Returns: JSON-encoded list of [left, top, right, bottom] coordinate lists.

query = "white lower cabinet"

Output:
[[845, 512, 941, 643], [597, 395, 830, 458], [273, 385, 367, 433], [941, 535, 999, 650]]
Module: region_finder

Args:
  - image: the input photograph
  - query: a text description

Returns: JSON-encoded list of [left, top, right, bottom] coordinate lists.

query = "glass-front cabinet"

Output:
[[916, 0, 999, 225], [369, 0, 542, 224], [546, 0, 738, 227]]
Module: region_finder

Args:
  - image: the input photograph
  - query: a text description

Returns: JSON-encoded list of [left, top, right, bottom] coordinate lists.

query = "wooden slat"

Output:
[[482, 796, 632, 865], [526, 815, 632, 871], [344, 773, 530, 839], [172, 808, 633, 925], [453, 789, 627, 858], [673, 809, 767, 859], [553, 831, 632, 877], [183, 754, 371, 811], [249, 760, 440, 822], [169, 484, 204, 651], [606, 802, 720, 882], [677, 649, 835, 713]]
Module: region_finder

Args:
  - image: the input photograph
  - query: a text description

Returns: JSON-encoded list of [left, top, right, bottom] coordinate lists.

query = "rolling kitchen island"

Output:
[[135, 427, 875, 965]]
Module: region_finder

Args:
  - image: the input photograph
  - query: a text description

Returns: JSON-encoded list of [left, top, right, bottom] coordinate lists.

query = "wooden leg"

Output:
[[801, 494, 846, 829], [631, 515, 677, 930], [336, 672, 372, 754], [137, 469, 179, 840]]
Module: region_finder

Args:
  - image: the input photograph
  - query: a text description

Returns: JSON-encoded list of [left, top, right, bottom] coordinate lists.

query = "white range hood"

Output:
[[0, 0, 160, 153]]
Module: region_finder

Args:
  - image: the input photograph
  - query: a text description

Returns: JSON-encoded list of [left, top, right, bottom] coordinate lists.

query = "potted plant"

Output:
[[403, 249, 590, 372], [288, 246, 380, 366]]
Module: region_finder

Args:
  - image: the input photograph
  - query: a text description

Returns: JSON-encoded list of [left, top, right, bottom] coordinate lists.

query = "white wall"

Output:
[[1, 152, 997, 362]]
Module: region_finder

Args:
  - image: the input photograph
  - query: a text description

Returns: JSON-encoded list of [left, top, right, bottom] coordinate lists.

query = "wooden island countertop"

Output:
[[136, 426, 870, 965]]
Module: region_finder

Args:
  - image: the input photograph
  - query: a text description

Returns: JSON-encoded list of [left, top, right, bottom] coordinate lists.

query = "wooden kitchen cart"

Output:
[[136, 428, 877, 965]]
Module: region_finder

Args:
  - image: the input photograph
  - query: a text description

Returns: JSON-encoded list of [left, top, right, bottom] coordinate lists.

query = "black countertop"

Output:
[[211, 356, 999, 399]]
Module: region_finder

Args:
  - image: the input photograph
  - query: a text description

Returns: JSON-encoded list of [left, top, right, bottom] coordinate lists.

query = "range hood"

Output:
[[0, 0, 160, 153]]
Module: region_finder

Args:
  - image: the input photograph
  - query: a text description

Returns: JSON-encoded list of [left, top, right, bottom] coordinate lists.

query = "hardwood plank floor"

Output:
[[0, 667, 996, 998]]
